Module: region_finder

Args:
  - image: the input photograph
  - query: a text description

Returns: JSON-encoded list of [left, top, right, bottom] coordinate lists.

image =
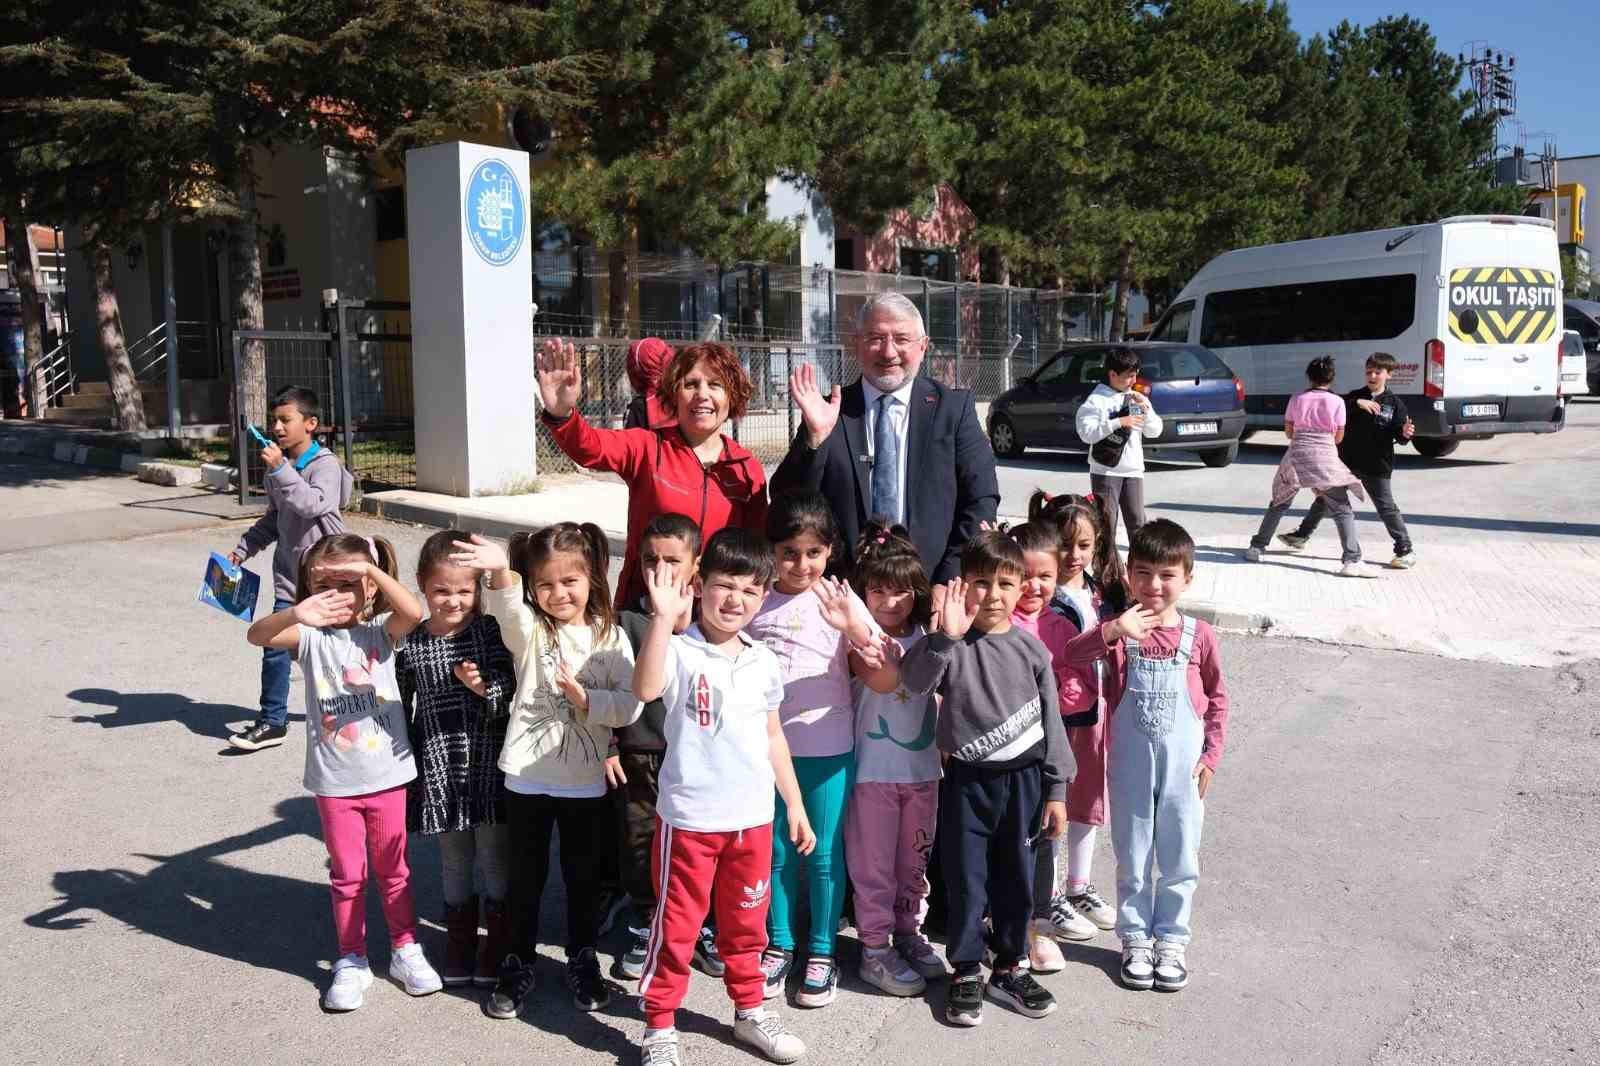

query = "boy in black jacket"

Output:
[[610, 513, 726, 981], [1280, 352, 1416, 568]]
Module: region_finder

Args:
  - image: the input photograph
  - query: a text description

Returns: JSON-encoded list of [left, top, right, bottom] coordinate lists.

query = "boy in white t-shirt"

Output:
[[632, 528, 818, 1066]]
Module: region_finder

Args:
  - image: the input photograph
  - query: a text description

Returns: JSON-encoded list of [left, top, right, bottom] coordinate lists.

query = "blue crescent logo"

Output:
[[464, 160, 526, 267]]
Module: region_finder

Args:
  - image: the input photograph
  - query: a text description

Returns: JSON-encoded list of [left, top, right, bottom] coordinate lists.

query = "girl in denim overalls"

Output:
[[1064, 518, 1230, 994]]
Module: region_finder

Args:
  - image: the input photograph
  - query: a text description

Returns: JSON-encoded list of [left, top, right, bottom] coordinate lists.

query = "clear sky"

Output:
[[1284, 0, 1597, 159]]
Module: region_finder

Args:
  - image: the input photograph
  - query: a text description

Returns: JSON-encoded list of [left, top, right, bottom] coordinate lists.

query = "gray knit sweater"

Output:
[[900, 626, 1075, 802]]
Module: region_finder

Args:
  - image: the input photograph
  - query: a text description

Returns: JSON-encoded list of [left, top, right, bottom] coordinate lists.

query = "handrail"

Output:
[[33, 337, 77, 407], [129, 321, 170, 380]]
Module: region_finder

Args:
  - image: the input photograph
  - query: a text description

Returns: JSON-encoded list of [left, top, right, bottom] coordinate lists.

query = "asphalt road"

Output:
[[1, 453, 1596, 1066]]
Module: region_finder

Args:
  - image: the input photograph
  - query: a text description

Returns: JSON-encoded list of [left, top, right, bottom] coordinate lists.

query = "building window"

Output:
[[375, 187, 406, 241], [835, 238, 855, 271], [899, 246, 956, 282]]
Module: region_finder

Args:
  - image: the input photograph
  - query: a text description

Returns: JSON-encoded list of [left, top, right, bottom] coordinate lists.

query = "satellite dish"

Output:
[[508, 108, 554, 158]]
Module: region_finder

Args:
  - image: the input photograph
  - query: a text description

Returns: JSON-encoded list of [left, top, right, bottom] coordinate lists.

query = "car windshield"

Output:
[[1139, 346, 1233, 381]]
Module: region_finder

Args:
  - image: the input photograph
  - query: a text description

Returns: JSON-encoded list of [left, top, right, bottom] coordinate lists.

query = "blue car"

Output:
[[987, 341, 1247, 467]]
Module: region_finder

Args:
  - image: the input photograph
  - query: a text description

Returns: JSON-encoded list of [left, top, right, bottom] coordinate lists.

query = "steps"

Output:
[[43, 380, 229, 428]]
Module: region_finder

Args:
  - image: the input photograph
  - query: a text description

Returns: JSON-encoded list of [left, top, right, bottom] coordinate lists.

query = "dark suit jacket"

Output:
[[771, 376, 1000, 583]]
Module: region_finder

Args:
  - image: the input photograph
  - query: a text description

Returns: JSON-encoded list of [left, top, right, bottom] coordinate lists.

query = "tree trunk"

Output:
[[227, 160, 267, 443], [1109, 239, 1135, 342], [4, 214, 47, 416], [606, 246, 630, 336], [87, 234, 148, 431]]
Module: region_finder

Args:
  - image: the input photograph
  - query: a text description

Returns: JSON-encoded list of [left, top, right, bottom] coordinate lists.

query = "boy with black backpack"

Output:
[[1074, 349, 1162, 545]]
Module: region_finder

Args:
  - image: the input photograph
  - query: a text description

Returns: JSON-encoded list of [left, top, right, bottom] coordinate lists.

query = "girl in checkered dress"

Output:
[[398, 530, 516, 988]]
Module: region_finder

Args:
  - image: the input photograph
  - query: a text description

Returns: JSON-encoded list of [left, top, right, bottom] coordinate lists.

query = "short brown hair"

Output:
[[960, 530, 1026, 580], [1128, 518, 1195, 575], [656, 342, 754, 421], [1367, 352, 1398, 372]]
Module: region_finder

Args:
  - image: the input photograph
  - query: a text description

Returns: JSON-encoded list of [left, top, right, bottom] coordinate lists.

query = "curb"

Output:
[[358, 495, 629, 558], [1181, 599, 1274, 634], [1, 432, 144, 473]]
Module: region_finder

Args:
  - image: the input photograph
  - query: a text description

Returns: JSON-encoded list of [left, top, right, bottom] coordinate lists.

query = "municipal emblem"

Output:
[[464, 159, 526, 267]]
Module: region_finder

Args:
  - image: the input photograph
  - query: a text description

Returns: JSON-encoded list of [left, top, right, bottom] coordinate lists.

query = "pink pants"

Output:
[[314, 785, 417, 957], [842, 780, 939, 948]]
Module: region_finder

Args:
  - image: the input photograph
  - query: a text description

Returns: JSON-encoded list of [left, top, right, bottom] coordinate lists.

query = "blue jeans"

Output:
[[258, 597, 293, 727]]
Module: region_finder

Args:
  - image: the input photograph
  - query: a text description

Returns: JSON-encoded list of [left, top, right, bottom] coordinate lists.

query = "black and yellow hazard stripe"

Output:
[[1448, 308, 1558, 344]]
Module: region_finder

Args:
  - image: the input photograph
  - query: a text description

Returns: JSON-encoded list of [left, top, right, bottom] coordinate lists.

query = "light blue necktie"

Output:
[[872, 393, 902, 522]]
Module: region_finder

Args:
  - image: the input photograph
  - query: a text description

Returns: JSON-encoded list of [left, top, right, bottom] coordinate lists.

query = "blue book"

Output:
[[198, 552, 261, 621]]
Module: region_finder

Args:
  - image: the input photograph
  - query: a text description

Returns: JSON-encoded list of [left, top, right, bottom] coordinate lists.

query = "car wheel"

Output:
[[1413, 438, 1460, 459], [989, 415, 1024, 458], [1199, 442, 1238, 468]]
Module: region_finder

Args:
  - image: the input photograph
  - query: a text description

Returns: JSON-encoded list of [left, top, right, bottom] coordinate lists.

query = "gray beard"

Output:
[[863, 370, 907, 392]]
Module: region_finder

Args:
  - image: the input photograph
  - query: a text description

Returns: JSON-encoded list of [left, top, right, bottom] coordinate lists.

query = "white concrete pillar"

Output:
[[404, 141, 535, 495]]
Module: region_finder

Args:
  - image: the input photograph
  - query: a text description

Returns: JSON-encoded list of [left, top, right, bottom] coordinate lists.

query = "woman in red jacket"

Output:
[[536, 337, 769, 609]]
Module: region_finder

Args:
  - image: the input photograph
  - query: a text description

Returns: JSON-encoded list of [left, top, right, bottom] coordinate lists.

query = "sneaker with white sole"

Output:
[[945, 971, 985, 1027], [1065, 885, 1117, 931], [568, 947, 611, 1010], [794, 956, 837, 1008], [484, 953, 535, 1019], [986, 965, 1057, 1018], [734, 1008, 806, 1063], [323, 953, 373, 1011], [1047, 894, 1096, 942], [1337, 561, 1371, 578], [228, 721, 287, 751], [893, 932, 948, 979], [1388, 552, 1416, 570], [1120, 943, 1155, 990], [1276, 532, 1309, 551], [692, 926, 725, 977], [389, 941, 442, 996], [1153, 941, 1189, 992], [640, 1028, 681, 1066], [616, 925, 650, 980], [1243, 546, 1262, 563], [760, 947, 793, 1000], [859, 945, 926, 996], [1027, 920, 1065, 973]]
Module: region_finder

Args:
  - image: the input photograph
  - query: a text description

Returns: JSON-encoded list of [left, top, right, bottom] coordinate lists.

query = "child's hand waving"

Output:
[[937, 577, 976, 639], [813, 576, 855, 633], [1107, 602, 1161, 643], [449, 533, 509, 573], [293, 589, 354, 627], [453, 659, 487, 697], [644, 559, 693, 620]]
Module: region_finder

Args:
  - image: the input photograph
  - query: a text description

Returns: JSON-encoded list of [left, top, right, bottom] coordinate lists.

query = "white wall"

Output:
[[1556, 155, 1599, 273]]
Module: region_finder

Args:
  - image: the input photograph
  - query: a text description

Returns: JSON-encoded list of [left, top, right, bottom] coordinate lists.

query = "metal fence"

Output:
[[231, 298, 416, 501]]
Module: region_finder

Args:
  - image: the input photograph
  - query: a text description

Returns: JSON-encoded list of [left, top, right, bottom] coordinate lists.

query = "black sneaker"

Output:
[[568, 947, 611, 1011], [615, 925, 650, 980], [228, 721, 287, 751], [946, 971, 985, 1027], [594, 887, 627, 938], [986, 966, 1056, 1018], [691, 926, 725, 977], [760, 947, 793, 1000], [484, 953, 534, 1019]]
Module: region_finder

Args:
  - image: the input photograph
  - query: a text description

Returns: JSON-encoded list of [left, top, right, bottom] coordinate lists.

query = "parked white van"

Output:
[[1147, 216, 1565, 457]]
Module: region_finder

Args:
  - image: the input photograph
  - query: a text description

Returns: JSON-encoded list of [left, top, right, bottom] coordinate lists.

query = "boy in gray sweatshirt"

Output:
[[900, 532, 1073, 1028], [226, 385, 353, 751]]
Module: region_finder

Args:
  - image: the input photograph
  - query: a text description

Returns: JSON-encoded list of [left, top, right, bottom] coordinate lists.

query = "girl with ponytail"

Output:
[[449, 523, 642, 1018]]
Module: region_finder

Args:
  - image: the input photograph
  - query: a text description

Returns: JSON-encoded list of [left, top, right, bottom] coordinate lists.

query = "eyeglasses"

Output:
[[863, 333, 925, 349]]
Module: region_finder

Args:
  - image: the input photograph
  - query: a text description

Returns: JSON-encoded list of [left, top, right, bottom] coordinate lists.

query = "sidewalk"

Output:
[[364, 474, 1598, 668]]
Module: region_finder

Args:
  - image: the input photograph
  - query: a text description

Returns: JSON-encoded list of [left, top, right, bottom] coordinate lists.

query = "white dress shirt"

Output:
[[862, 378, 915, 522]]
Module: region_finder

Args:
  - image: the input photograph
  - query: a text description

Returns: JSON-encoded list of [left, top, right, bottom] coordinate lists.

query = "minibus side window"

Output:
[[1200, 275, 1416, 347], [1151, 301, 1194, 343]]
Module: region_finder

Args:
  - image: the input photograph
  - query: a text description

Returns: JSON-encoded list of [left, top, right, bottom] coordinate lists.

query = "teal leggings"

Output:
[[769, 752, 853, 956]]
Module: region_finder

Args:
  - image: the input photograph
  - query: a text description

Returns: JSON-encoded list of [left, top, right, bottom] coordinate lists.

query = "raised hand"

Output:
[[937, 577, 976, 639], [536, 337, 582, 418], [789, 361, 841, 448], [644, 559, 694, 622], [1108, 602, 1161, 643], [453, 659, 487, 697], [293, 589, 355, 627], [449, 533, 510, 573], [259, 440, 285, 470], [853, 632, 889, 671], [311, 558, 371, 583], [555, 660, 589, 713], [813, 576, 855, 633]]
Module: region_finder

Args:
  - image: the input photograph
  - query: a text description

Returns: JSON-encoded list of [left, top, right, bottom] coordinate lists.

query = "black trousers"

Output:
[[614, 751, 663, 911], [941, 759, 1043, 969], [504, 790, 609, 959]]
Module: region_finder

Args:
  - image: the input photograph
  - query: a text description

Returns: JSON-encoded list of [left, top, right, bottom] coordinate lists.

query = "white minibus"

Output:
[[1147, 216, 1565, 457]]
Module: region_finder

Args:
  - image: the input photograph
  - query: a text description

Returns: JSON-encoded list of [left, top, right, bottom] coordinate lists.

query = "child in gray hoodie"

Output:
[[227, 385, 353, 751]]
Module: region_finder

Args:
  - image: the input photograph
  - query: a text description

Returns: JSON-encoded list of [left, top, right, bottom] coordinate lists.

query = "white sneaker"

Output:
[[859, 945, 926, 996], [733, 1008, 805, 1063], [1027, 920, 1065, 973], [1337, 561, 1373, 578], [640, 1028, 682, 1066], [1388, 552, 1416, 570], [1065, 885, 1117, 931], [1120, 943, 1155, 990], [1047, 894, 1096, 942], [1243, 546, 1262, 563], [892, 932, 948, 979], [389, 941, 443, 996], [1153, 940, 1189, 992], [323, 954, 373, 1011]]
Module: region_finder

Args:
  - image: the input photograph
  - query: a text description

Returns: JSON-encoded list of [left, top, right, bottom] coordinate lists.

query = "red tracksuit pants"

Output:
[[639, 817, 773, 1029]]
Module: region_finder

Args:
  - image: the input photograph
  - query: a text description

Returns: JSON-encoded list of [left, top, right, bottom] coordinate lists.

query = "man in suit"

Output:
[[772, 292, 1000, 602]]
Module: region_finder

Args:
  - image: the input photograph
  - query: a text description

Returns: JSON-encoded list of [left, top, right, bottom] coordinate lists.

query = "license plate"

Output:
[[1177, 421, 1218, 436], [1461, 403, 1499, 417]]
